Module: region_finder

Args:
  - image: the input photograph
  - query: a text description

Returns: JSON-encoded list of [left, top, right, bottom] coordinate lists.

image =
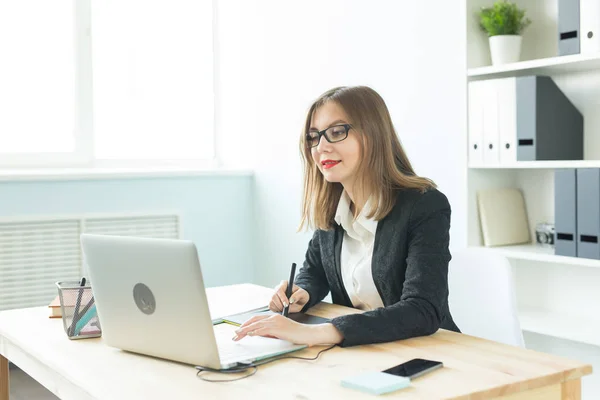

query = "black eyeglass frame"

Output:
[[305, 124, 352, 148]]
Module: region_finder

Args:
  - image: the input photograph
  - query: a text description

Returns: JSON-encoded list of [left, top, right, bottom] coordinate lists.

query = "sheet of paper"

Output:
[[206, 283, 272, 320], [213, 323, 306, 363]]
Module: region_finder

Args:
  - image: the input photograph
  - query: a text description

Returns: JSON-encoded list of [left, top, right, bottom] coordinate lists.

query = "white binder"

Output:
[[468, 81, 484, 165], [580, 0, 600, 54], [497, 78, 517, 164], [482, 79, 499, 165]]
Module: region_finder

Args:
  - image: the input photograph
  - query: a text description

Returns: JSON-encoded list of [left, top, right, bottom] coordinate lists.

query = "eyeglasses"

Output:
[[306, 124, 352, 148]]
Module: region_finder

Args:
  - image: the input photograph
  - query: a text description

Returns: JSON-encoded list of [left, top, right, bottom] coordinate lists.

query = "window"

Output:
[[0, 1, 79, 166], [0, 0, 214, 168]]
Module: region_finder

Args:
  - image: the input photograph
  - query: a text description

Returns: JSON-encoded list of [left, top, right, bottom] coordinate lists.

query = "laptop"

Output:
[[80, 233, 307, 370]]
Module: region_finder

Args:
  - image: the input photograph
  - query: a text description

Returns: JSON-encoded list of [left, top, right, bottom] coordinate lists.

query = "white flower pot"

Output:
[[489, 35, 522, 65]]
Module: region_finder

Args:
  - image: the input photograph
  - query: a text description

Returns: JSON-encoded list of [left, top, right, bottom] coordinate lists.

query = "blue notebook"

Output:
[[341, 371, 411, 395]]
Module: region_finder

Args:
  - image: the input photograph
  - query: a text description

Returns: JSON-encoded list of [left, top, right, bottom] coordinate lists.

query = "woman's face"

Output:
[[309, 101, 362, 188]]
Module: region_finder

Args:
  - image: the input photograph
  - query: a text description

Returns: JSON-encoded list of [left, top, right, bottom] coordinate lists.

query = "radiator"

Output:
[[0, 213, 180, 311]]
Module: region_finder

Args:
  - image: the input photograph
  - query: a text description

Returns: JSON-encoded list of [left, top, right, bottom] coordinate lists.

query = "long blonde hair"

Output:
[[299, 86, 436, 231]]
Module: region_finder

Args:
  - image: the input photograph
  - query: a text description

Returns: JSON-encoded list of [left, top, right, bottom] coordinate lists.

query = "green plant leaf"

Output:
[[477, 0, 532, 36]]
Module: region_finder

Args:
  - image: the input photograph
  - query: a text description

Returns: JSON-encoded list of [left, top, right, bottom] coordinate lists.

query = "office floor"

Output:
[[9, 366, 58, 400]]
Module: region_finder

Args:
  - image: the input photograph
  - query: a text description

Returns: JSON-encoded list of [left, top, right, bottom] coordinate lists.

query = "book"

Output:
[[49, 295, 63, 318], [48, 294, 77, 319]]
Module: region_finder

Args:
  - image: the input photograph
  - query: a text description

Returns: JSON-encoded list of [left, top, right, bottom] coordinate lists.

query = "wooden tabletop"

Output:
[[0, 283, 593, 400]]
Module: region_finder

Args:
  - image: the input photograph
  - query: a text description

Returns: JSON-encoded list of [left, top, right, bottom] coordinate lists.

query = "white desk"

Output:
[[0, 283, 593, 399]]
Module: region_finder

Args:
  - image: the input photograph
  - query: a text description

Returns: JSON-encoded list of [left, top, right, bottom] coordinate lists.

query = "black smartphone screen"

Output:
[[382, 358, 443, 379]]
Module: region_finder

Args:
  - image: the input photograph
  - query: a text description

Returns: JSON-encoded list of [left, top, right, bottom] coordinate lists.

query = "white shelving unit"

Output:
[[465, 0, 600, 372], [468, 52, 600, 81], [469, 160, 600, 169], [519, 309, 600, 348], [475, 244, 600, 268]]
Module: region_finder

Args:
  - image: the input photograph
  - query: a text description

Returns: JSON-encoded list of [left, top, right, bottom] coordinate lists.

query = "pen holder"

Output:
[[55, 281, 102, 340]]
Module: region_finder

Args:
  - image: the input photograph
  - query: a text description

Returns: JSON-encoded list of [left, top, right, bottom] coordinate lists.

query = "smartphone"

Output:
[[382, 358, 443, 379]]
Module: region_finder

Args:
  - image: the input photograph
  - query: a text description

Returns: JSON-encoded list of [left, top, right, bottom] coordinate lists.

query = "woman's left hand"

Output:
[[233, 314, 315, 345]]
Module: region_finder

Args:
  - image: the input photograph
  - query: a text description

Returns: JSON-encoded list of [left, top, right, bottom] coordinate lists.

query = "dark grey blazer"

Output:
[[294, 187, 460, 347]]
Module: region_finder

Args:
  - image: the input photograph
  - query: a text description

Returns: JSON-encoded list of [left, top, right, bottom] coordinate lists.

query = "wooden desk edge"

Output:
[[0, 353, 8, 400]]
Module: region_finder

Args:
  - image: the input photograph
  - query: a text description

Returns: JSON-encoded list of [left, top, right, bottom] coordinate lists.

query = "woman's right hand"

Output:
[[269, 280, 310, 314]]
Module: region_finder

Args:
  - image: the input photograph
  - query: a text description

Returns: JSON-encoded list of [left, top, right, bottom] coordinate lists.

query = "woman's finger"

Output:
[[234, 318, 270, 341], [238, 314, 270, 329], [234, 322, 261, 341], [247, 325, 270, 338], [269, 299, 282, 312], [275, 281, 290, 308], [288, 288, 306, 305], [289, 302, 304, 313], [271, 291, 284, 311], [288, 288, 309, 313], [276, 291, 289, 309], [291, 284, 303, 294]]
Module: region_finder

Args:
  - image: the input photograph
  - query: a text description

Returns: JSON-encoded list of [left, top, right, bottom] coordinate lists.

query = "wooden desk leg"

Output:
[[562, 379, 581, 400], [0, 354, 9, 400]]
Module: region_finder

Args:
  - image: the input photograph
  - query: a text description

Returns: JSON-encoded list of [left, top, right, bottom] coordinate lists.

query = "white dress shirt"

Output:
[[334, 191, 385, 311]]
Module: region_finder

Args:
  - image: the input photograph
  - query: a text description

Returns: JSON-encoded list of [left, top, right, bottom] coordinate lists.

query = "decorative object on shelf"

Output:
[[478, 1, 532, 65], [558, 0, 580, 56], [535, 222, 555, 247], [467, 75, 583, 166], [477, 187, 531, 247]]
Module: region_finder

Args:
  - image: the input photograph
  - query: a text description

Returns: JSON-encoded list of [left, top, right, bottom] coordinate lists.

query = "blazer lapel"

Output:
[[333, 224, 352, 307], [372, 212, 392, 306]]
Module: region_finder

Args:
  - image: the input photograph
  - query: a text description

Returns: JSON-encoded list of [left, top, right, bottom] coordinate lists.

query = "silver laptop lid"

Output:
[[80, 233, 222, 369]]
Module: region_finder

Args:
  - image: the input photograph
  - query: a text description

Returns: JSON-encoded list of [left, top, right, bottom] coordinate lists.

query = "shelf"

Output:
[[520, 309, 600, 347], [468, 52, 600, 81], [468, 160, 600, 169], [473, 244, 600, 268]]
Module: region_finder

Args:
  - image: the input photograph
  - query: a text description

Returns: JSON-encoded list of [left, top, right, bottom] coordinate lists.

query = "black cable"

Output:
[[196, 344, 336, 382], [196, 366, 258, 382], [266, 344, 336, 363]]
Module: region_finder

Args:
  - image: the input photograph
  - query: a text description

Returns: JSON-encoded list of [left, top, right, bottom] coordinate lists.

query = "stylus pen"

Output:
[[283, 263, 296, 317]]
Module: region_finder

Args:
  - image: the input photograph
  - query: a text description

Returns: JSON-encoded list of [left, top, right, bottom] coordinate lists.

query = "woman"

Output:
[[233, 86, 460, 347]]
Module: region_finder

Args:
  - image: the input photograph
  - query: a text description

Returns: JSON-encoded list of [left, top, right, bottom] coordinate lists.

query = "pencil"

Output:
[[68, 277, 86, 336]]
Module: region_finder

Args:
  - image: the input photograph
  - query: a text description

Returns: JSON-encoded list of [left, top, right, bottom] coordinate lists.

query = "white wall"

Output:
[[215, 0, 468, 286]]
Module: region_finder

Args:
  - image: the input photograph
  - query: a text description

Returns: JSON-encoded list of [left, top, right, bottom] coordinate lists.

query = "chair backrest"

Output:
[[447, 247, 525, 348]]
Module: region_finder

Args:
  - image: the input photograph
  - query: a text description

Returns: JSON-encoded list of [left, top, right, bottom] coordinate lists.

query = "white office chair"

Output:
[[447, 247, 525, 348]]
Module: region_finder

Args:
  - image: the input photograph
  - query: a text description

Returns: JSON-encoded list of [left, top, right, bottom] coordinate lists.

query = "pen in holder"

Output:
[[55, 280, 102, 339]]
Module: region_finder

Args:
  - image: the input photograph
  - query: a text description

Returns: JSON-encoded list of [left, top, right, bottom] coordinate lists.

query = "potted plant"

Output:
[[478, 1, 532, 65]]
